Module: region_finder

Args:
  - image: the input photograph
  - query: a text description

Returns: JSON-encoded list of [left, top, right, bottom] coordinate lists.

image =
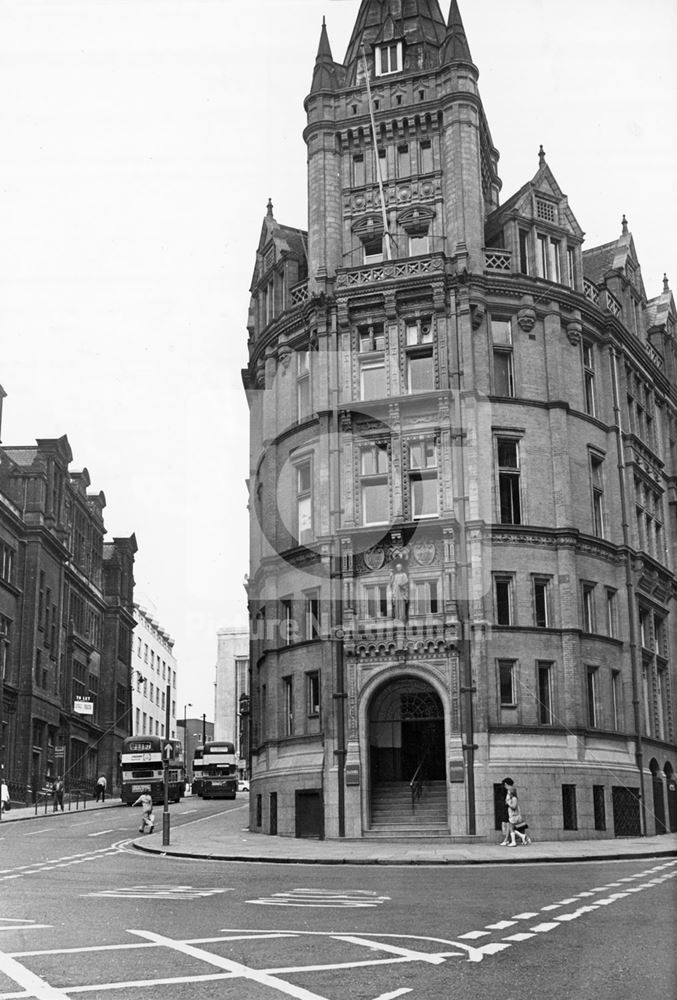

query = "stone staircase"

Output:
[[367, 780, 448, 838]]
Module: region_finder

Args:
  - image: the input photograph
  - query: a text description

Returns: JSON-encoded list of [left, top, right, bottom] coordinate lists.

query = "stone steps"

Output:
[[370, 780, 448, 832]]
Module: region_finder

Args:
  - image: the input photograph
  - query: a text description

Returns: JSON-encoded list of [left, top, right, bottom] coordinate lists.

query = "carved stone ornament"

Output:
[[566, 321, 582, 345], [413, 540, 437, 566], [364, 547, 386, 571], [517, 306, 536, 332], [278, 348, 292, 372], [470, 303, 485, 330]]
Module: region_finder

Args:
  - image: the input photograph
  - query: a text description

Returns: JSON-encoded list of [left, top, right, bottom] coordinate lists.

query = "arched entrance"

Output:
[[367, 676, 447, 831], [649, 758, 667, 835]]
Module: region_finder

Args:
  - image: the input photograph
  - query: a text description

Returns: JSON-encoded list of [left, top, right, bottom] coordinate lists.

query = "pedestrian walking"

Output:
[[132, 788, 155, 834], [52, 776, 65, 812], [1, 779, 9, 813], [503, 776, 531, 846], [95, 775, 107, 802], [498, 787, 511, 845]]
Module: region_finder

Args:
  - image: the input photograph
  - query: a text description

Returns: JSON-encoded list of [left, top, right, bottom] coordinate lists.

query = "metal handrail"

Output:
[[409, 754, 428, 811]]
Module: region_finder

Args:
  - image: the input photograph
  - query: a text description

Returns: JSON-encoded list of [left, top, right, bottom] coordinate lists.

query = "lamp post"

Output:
[[182, 703, 191, 774]]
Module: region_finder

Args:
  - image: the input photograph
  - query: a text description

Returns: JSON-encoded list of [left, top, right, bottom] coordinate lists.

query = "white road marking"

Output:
[[85, 885, 232, 900], [458, 930, 490, 940], [529, 922, 561, 933], [0, 949, 72, 999], [503, 932, 536, 942], [335, 935, 445, 966], [540, 903, 563, 911], [485, 920, 515, 930], [128, 929, 333, 1000], [512, 911, 539, 919], [88, 830, 114, 837], [248, 888, 390, 909], [372, 991, 412, 1000], [25, 828, 55, 836]]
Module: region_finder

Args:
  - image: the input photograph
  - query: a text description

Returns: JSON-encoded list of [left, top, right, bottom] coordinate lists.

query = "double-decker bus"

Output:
[[201, 741, 237, 799], [120, 736, 186, 805], [191, 745, 204, 797]]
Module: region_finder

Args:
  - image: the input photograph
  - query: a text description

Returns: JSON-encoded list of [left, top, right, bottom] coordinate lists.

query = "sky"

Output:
[[0, 0, 675, 722]]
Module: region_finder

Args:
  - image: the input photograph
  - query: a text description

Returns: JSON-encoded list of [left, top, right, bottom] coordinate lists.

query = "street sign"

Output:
[[55, 746, 65, 759], [73, 697, 93, 715]]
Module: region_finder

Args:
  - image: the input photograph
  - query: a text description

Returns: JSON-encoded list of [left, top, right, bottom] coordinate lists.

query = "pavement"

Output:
[[4, 796, 677, 865]]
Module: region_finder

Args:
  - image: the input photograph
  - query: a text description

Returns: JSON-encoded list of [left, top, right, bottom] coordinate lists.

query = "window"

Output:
[[407, 349, 434, 393], [397, 143, 409, 176], [565, 248, 576, 288], [498, 660, 516, 707], [536, 234, 560, 281], [562, 784, 578, 830], [408, 438, 438, 519], [593, 785, 606, 831], [410, 579, 440, 616], [360, 443, 389, 526], [537, 662, 553, 725], [590, 454, 605, 536], [304, 591, 320, 641], [405, 317, 433, 346], [518, 230, 529, 274], [497, 438, 522, 524], [611, 670, 622, 730], [1, 544, 15, 584], [295, 459, 313, 542], [297, 350, 311, 420], [360, 359, 386, 399], [359, 323, 385, 353], [582, 342, 596, 416], [282, 677, 294, 736], [363, 234, 383, 264], [364, 582, 388, 619], [419, 140, 433, 173], [533, 577, 551, 628], [376, 41, 402, 76], [306, 672, 320, 717], [587, 666, 599, 728], [408, 233, 429, 256], [582, 583, 596, 633], [606, 589, 618, 638], [281, 599, 294, 646], [491, 318, 514, 397], [642, 662, 652, 735], [494, 576, 513, 626], [377, 147, 387, 181], [353, 154, 365, 187]]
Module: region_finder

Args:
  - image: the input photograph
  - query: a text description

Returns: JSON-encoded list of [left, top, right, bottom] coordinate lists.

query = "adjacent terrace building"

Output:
[[0, 422, 136, 801], [242, 0, 677, 841]]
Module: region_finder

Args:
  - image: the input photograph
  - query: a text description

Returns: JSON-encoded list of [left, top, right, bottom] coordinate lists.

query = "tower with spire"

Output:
[[243, 1, 677, 843]]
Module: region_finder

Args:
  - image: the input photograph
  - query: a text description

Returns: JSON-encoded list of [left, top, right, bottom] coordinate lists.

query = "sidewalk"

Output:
[[132, 801, 677, 866], [0, 798, 123, 823]]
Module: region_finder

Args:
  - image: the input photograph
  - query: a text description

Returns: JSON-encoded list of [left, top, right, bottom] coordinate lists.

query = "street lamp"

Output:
[[183, 703, 192, 756]]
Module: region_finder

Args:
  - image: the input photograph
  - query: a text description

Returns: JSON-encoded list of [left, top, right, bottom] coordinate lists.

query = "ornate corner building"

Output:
[[242, 0, 677, 842]]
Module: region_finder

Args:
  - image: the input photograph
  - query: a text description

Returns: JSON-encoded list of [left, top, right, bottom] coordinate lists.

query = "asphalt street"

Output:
[[0, 797, 675, 1000]]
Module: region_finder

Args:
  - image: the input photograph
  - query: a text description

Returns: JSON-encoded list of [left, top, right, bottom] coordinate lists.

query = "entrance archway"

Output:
[[368, 677, 445, 785], [665, 762, 677, 833], [649, 758, 667, 835]]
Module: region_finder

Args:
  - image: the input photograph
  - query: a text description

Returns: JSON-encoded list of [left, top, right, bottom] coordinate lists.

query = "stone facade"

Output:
[[131, 603, 178, 740], [242, 1, 677, 841], [214, 627, 250, 776]]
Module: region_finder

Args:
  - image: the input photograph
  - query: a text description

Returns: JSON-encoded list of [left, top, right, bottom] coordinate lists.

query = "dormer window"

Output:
[[376, 41, 402, 76]]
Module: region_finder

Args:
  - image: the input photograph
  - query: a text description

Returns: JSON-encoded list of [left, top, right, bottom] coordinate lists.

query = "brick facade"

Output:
[[0, 429, 136, 802]]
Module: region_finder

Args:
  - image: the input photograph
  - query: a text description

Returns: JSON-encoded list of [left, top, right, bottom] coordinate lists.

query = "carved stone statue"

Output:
[[389, 562, 409, 622]]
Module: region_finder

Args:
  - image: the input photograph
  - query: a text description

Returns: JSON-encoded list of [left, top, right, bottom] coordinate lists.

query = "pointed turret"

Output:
[[343, 0, 446, 86], [310, 16, 339, 94], [440, 0, 473, 65]]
